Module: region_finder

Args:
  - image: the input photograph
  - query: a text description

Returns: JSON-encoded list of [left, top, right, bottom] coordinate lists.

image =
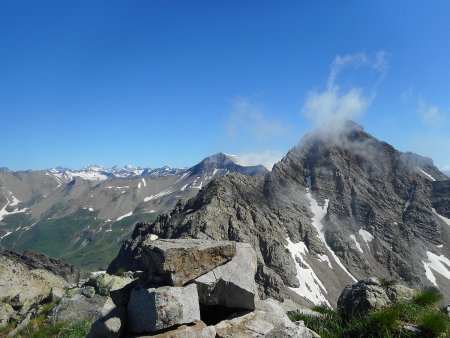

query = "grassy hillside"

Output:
[[0, 210, 156, 271]]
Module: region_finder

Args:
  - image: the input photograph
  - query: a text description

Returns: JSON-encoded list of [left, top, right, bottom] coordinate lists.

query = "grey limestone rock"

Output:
[[87, 306, 127, 338], [0, 303, 13, 329], [127, 283, 200, 333], [213, 298, 320, 338], [265, 321, 321, 338], [109, 279, 139, 307], [337, 277, 395, 319], [140, 238, 236, 286], [193, 242, 257, 310], [48, 293, 114, 323], [86, 273, 133, 296], [1, 250, 89, 284], [128, 320, 216, 338]]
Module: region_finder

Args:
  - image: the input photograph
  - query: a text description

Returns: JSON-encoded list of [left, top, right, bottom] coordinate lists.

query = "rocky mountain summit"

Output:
[[109, 121, 450, 307]]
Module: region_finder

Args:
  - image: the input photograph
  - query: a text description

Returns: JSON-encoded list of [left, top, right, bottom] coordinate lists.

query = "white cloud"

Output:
[[418, 99, 447, 127], [303, 87, 371, 130], [302, 52, 387, 132], [235, 150, 283, 170], [226, 98, 288, 143]]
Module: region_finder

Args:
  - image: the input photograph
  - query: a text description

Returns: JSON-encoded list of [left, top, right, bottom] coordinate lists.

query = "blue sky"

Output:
[[1, 1, 450, 171]]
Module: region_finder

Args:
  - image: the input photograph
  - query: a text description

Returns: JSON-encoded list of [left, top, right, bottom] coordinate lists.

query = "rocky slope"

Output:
[[0, 153, 268, 270], [109, 121, 450, 307]]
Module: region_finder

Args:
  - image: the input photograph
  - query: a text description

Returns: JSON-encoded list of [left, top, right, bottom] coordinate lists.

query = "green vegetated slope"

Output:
[[292, 289, 450, 338], [0, 210, 156, 271]]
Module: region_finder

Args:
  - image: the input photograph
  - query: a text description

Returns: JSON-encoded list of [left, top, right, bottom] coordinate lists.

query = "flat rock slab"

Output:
[[214, 298, 319, 338], [141, 239, 236, 286], [128, 320, 216, 338], [193, 243, 257, 310], [128, 284, 200, 333], [215, 311, 275, 338]]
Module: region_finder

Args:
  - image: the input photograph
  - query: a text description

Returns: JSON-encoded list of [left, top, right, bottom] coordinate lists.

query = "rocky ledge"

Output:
[[88, 237, 319, 337]]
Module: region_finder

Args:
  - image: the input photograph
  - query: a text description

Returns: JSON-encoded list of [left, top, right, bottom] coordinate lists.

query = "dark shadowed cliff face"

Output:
[[109, 122, 450, 307]]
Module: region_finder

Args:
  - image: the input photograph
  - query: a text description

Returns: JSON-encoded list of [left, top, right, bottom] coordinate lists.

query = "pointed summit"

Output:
[[189, 153, 269, 176]]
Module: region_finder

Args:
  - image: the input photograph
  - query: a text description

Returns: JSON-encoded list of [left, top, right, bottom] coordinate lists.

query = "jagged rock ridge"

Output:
[[109, 121, 450, 307]]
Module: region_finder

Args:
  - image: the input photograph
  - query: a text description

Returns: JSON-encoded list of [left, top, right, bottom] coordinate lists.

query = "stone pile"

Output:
[[88, 237, 318, 337]]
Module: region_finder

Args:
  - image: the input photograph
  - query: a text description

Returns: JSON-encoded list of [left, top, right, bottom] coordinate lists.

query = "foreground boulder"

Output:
[[193, 242, 258, 310], [337, 277, 416, 319], [0, 256, 68, 309], [214, 298, 319, 338], [127, 283, 201, 333], [128, 321, 216, 338], [141, 238, 236, 286], [47, 292, 115, 323], [86, 273, 134, 297], [0, 249, 92, 335], [87, 306, 127, 338], [89, 239, 320, 337]]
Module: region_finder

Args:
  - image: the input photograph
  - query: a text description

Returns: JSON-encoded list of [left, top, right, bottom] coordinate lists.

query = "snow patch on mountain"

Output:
[[9, 194, 20, 207], [418, 168, 436, 181], [0, 197, 28, 221], [317, 254, 332, 269], [285, 237, 331, 307], [305, 179, 357, 282], [359, 228, 374, 251], [0, 231, 12, 240], [116, 212, 133, 221], [350, 234, 363, 253], [144, 187, 174, 202], [433, 208, 450, 227], [422, 251, 450, 287]]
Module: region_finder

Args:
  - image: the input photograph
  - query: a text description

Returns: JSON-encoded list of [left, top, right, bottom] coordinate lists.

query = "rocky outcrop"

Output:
[[141, 238, 236, 286], [87, 306, 127, 338], [128, 284, 200, 333], [90, 238, 318, 337], [129, 321, 216, 338], [109, 121, 450, 306], [0, 250, 90, 283], [0, 249, 96, 335], [215, 298, 319, 338], [432, 180, 450, 218], [337, 277, 416, 319], [193, 242, 258, 310]]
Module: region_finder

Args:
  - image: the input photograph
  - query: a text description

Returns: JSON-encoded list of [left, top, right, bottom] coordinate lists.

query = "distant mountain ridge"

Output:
[[0, 153, 269, 270]]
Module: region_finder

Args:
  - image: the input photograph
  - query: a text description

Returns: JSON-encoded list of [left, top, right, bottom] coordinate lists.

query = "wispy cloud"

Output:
[[235, 150, 284, 170], [224, 97, 291, 168], [418, 99, 447, 127], [302, 51, 387, 131], [226, 98, 288, 142]]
